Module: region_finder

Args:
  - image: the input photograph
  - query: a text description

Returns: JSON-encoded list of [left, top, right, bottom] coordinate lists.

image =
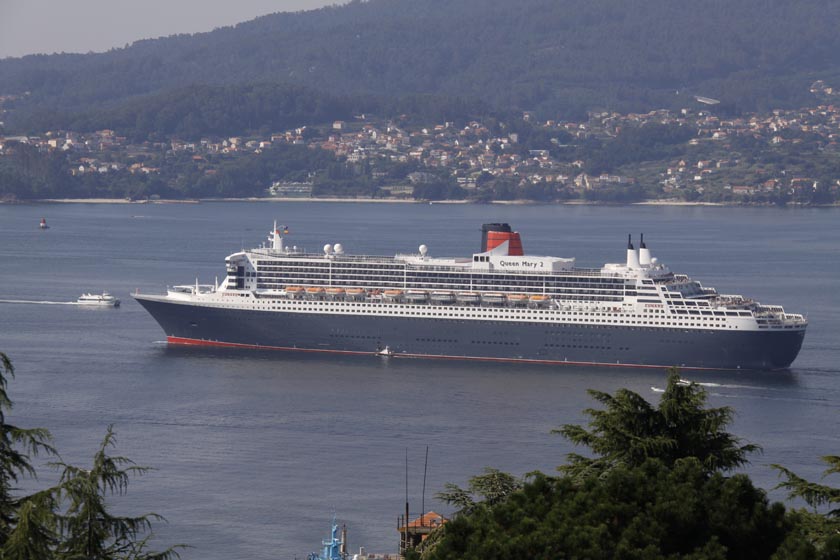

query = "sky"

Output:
[[0, 0, 341, 59]]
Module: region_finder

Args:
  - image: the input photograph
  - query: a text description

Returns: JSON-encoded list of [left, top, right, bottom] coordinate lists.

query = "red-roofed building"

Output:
[[398, 511, 447, 553]]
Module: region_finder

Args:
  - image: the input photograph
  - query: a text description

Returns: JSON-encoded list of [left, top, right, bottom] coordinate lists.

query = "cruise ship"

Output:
[[134, 223, 807, 370]]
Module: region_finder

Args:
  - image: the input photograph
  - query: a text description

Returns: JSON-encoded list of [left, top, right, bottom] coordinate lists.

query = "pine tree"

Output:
[[52, 425, 181, 560], [554, 368, 759, 481], [0, 352, 56, 546]]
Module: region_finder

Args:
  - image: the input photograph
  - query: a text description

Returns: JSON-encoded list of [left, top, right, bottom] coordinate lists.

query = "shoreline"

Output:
[[3, 197, 838, 208]]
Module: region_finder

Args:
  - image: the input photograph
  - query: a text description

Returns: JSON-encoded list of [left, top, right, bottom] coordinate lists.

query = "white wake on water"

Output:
[[0, 299, 79, 305]]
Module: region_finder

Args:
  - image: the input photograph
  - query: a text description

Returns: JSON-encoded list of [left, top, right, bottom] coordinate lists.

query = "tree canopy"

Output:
[[426, 459, 795, 560], [554, 369, 759, 481], [3, 0, 840, 129], [423, 370, 839, 560]]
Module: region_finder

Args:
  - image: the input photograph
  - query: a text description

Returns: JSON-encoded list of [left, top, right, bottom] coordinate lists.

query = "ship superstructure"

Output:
[[134, 223, 807, 370]]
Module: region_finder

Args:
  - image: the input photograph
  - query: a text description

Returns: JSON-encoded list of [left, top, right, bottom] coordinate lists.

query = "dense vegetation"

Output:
[[0, 141, 342, 200], [3, 0, 840, 130], [15, 83, 490, 142], [420, 371, 840, 560]]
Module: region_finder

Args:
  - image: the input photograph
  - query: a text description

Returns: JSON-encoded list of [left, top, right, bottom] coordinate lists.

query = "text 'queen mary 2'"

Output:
[[134, 223, 807, 370]]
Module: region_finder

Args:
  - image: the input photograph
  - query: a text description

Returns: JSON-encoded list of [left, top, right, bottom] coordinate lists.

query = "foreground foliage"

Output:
[[424, 369, 840, 559], [0, 352, 180, 559], [436, 468, 523, 516], [555, 369, 759, 480], [428, 459, 793, 560]]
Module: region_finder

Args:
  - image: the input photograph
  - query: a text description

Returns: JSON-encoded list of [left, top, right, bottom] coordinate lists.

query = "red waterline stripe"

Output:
[[166, 336, 372, 356], [165, 336, 734, 371]]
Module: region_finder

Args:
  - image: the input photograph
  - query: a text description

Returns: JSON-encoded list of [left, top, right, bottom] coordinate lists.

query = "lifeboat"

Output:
[[285, 286, 305, 299], [430, 291, 455, 304], [507, 293, 528, 306], [345, 287, 366, 300], [529, 294, 550, 306], [456, 291, 480, 304], [305, 287, 325, 298], [383, 289, 404, 302], [405, 290, 429, 303], [325, 287, 346, 299], [481, 292, 507, 305]]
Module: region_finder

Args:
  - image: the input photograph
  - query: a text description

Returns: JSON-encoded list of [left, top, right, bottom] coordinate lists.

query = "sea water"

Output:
[[0, 202, 837, 559]]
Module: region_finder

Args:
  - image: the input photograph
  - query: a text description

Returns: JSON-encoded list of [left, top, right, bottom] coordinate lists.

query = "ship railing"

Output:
[[711, 295, 754, 308], [661, 274, 692, 284], [168, 284, 216, 295], [252, 250, 613, 277], [754, 310, 807, 324]]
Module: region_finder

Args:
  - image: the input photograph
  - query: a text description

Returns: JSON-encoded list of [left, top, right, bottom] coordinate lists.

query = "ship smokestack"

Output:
[[639, 233, 652, 266], [481, 223, 524, 255], [626, 234, 640, 268]]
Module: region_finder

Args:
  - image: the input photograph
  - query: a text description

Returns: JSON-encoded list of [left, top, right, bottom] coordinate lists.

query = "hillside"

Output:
[[2, 0, 840, 132]]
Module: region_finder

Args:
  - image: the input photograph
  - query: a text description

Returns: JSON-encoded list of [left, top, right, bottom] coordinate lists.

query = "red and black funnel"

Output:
[[481, 223, 524, 256]]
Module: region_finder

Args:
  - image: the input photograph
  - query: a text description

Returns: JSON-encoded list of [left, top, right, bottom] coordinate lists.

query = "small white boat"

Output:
[[77, 292, 120, 307], [376, 345, 393, 357], [39, 218, 49, 229]]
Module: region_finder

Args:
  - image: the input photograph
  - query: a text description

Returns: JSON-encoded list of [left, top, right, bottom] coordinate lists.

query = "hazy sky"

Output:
[[0, 0, 341, 59]]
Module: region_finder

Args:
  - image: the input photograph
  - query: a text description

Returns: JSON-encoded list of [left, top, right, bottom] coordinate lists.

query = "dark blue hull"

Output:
[[135, 297, 805, 370]]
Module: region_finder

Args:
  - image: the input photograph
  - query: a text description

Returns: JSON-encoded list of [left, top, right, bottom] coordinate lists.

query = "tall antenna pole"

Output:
[[404, 448, 409, 555], [421, 446, 429, 527]]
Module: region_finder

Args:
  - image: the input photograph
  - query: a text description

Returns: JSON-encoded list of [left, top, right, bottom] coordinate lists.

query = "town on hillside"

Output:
[[2, 84, 840, 205]]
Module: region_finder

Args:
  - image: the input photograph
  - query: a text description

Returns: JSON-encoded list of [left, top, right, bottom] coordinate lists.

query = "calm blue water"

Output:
[[0, 202, 838, 559]]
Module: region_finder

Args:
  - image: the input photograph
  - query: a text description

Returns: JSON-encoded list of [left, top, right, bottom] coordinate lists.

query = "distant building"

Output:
[[695, 96, 721, 105], [268, 182, 313, 198], [398, 512, 447, 554]]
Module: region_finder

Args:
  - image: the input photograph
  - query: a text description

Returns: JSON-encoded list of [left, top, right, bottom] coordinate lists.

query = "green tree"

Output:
[[554, 368, 758, 481], [52, 425, 181, 560], [771, 456, 840, 554], [427, 458, 793, 560], [0, 352, 56, 545], [2, 490, 59, 560], [436, 468, 523, 516]]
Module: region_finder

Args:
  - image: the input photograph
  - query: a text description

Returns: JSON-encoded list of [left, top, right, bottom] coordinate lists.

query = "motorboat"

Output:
[[77, 292, 120, 307]]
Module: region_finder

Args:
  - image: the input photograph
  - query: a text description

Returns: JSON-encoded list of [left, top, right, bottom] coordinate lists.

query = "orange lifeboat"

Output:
[[345, 287, 366, 300], [529, 294, 550, 307], [383, 289, 404, 302], [285, 286, 305, 299], [507, 293, 528, 305]]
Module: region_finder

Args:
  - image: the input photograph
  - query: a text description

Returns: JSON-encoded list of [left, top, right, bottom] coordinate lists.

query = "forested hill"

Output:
[[3, 0, 840, 130]]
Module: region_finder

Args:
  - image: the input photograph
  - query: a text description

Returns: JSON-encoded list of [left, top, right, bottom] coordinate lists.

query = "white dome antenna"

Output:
[[334, 243, 344, 254], [419, 244, 428, 256]]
